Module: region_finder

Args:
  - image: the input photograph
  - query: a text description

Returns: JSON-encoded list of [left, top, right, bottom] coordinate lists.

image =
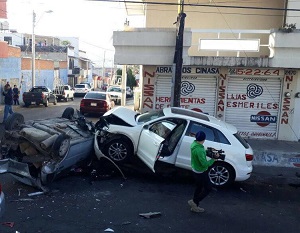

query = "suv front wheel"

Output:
[[104, 138, 133, 163]]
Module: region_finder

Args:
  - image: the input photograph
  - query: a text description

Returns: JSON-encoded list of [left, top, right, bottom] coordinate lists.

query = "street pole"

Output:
[[32, 10, 36, 88], [171, 0, 186, 107]]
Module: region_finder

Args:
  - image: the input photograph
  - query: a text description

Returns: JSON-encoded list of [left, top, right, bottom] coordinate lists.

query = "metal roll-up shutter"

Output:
[[155, 75, 217, 116], [225, 76, 282, 139]]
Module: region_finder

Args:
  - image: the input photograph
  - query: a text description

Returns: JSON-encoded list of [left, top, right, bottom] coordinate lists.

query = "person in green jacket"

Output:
[[188, 131, 219, 213]]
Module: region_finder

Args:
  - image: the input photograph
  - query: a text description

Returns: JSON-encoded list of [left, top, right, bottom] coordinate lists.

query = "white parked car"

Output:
[[97, 107, 254, 187], [126, 87, 133, 97], [106, 85, 122, 104], [74, 84, 91, 97], [0, 183, 5, 218]]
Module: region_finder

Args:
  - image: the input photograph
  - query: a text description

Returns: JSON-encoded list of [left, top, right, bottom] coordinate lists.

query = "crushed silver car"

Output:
[[0, 107, 112, 190]]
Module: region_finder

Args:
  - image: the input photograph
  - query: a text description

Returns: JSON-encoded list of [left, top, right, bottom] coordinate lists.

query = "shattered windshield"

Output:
[[137, 110, 165, 123]]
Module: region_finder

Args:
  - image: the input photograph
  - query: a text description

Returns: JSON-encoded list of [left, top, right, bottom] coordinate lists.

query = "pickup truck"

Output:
[[22, 86, 57, 107], [53, 85, 74, 102]]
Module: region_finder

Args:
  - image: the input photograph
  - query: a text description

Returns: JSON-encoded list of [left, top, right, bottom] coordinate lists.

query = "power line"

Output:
[[89, 0, 300, 12]]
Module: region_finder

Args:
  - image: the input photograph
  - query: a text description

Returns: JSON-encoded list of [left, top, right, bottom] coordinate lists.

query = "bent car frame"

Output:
[[96, 106, 254, 188], [0, 108, 110, 190]]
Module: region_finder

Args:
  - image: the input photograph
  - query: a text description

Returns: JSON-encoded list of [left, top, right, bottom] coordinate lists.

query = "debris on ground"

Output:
[[27, 191, 44, 197], [139, 211, 162, 219], [104, 228, 114, 232], [1, 222, 15, 228]]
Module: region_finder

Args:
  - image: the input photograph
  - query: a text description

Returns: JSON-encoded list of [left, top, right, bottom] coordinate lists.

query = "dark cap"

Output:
[[196, 131, 206, 141]]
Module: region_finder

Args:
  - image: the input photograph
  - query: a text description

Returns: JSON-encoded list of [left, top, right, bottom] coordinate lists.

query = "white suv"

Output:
[[74, 84, 91, 97], [97, 107, 254, 187]]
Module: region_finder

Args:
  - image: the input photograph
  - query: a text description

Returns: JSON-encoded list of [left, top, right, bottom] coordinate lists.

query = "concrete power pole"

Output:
[[171, 0, 186, 107]]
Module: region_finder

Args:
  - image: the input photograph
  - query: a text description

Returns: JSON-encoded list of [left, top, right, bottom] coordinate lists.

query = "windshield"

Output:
[[84, 92, 106, 100], [137, 110, 165, 123], [107, 86, 121, 92], [75, 84, 85, 88]]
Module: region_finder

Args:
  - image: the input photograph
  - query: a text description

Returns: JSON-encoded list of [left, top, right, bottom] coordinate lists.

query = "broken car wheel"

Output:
[[52, 134, 70, 157], [62, 107, 74, 119], [4, 112, 25, 130]]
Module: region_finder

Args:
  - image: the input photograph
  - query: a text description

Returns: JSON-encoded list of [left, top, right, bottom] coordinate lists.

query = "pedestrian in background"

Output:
[[188, 131, 219, 213], [13, 85, 20, 105], [2, 83, 14, 122]]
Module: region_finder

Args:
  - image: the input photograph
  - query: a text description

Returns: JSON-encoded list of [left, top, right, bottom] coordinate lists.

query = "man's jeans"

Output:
[[3, 104, 14, 121]]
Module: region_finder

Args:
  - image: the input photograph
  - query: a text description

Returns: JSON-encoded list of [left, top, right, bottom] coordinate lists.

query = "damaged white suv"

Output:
[[98, 106, 254, 187]]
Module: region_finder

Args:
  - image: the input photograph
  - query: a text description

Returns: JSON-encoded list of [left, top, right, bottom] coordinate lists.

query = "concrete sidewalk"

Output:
[[246, 139, 300, 186]]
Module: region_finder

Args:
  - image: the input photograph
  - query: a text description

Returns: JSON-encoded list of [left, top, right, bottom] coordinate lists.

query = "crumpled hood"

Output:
[[104, 106, 139, 126]]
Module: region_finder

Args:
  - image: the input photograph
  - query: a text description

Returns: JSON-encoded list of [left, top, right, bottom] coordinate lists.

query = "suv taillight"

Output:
[[41, 93, 45, 98], [246, 154, 253, 161]]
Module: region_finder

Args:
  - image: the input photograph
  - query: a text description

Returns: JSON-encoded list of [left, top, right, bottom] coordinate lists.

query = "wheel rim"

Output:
[[108, 142, 128, 161], [209, 165, 230, 186], [58, 139, 70, 157]]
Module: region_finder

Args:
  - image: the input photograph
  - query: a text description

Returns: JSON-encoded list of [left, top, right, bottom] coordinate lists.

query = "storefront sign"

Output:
[[156, 66, 219, 74]]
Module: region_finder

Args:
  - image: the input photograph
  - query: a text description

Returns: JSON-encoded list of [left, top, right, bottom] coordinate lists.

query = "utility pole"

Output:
[[171, 0, 186, 107], [32, 10, 36, 88]]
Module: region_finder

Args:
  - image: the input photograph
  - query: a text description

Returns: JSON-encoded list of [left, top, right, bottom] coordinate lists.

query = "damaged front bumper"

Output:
[[0, 159, 46, 190]]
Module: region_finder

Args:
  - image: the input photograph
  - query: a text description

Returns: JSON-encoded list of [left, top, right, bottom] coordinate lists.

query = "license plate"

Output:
[[91, 103, 97, 106], [31, 102, 35, 104]]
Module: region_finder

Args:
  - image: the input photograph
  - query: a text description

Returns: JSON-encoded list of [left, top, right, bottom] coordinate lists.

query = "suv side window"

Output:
[[149, 120, 176, 139], [185, 121, 230, 145], [186, 122, 215, 141]]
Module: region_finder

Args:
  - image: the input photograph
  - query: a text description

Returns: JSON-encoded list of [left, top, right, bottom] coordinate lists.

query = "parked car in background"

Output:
[[80, 82, 94, 90], [53, 85, 74, 102], [126, 86, 133, 98], [74, 83, 91, 97], [106, 85, 122, 104], [96, 107, 254, 187], [80, 91, 115, 116], [0, 183, 5, 218], [22, 86, 57, 107]]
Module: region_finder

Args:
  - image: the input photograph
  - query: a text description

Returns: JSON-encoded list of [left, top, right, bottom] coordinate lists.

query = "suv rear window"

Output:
[[234, 133, 250, 149], [75, 84, 85, 88]]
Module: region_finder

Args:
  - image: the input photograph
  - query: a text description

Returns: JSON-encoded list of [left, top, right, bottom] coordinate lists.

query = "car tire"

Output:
[[4, 112, 25, 130], [51, 134, 70, 158], [53, 98, 57, 105], [65, 97, 69, 102], [208, 162, 235, 188], [104, 138, 133, 163], [62, 107, 74, 119], [44, 99, 49, 107], [24, 102, 30, 107]]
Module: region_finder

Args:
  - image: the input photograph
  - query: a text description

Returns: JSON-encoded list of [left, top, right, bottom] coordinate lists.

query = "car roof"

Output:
[[163, 107, 237, 133]]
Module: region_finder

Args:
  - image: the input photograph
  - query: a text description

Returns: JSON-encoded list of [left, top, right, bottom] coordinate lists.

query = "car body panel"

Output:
[[74, 84, 91, 96], [80, 91, 114, 115], [99, 106, 254, 184], [0, 183, 5, 218], [0, 114, 95, 189], [106, 86, 122, 103], [104, 106, 139, 126]]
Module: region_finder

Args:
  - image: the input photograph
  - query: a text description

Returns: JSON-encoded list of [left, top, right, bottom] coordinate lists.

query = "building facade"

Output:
[[114, 1, 300, 142]]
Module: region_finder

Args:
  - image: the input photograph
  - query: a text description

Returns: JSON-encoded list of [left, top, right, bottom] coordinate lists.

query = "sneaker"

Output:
[[188, 199, 198, 208], [190, 206, 205, 213], [188, 200, 205, 213]]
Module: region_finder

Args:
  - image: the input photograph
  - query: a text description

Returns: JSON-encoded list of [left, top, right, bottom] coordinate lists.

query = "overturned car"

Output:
[[0, 107, 110, 190]]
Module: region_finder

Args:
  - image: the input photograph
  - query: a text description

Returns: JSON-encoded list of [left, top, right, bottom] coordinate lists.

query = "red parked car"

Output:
[[80, 91, 115, 116]]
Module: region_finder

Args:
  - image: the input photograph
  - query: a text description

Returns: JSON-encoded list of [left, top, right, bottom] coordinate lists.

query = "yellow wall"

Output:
[[145, 0, 285, 57]]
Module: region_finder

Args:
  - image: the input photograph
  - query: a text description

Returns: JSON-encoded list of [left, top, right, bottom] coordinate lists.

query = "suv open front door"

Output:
[[136, 125, 165, 172]]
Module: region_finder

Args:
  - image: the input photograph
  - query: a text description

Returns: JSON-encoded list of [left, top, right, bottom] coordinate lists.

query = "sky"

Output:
[[6, 0, 144, 67]]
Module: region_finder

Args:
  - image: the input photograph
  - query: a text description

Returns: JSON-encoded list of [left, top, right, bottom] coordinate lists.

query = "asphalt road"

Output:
[[0, 98, 299, 233]]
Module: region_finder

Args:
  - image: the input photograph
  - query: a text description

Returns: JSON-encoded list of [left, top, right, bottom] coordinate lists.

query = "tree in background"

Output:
[[116, 67, 137, 88]]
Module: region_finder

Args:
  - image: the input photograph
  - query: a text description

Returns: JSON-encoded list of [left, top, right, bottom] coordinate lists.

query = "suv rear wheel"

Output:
[[208, 162, 235, 188]]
